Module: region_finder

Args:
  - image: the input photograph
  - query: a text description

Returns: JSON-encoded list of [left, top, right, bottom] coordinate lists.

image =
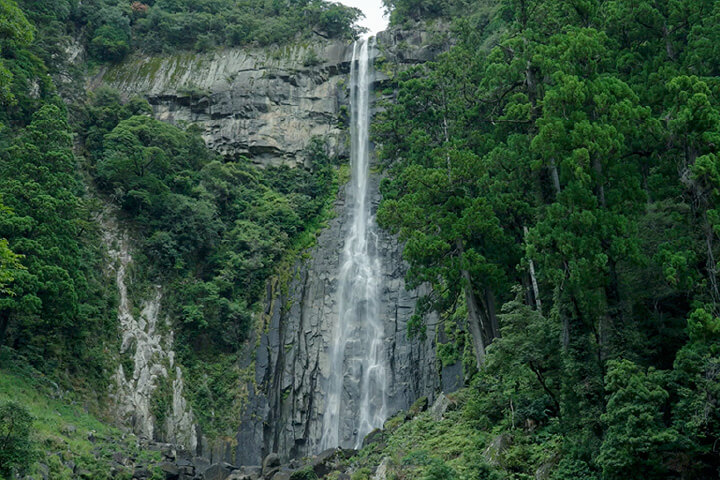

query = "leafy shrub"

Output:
[[0, 401, 35, 477]]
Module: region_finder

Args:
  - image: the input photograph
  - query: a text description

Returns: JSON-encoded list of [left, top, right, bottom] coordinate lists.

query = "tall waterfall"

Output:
[[321, 37, 388, 450]]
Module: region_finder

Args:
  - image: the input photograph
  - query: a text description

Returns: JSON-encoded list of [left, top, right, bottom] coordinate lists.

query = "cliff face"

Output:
[[96, 25, 458, 465], [235, 169, 442, 464], [97, 41, 352, 167], [102, 213, 197, 451]]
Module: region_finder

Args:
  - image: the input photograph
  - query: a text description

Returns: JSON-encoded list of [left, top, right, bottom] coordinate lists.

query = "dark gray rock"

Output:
[[193, 456, 211, 475], [441, 361, 464, 393], [236, 147, 443, 461], [227, 466, 262, 480], [262, 453, 281, 477], [362, 429, 384, 448], [311, 448, 345, 477], [132, 466, 152, 479], [270, 472, 292, 480], [204, 462, 236, 480], [161, 461, 180, 478]]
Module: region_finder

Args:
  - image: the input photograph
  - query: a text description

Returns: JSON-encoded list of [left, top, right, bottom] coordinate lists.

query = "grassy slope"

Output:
[[345, 390, 562, 480], [0, 351, 162, 480]]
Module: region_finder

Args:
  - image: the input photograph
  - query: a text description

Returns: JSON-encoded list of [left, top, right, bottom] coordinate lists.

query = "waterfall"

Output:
[[321, 37, 388, 450]]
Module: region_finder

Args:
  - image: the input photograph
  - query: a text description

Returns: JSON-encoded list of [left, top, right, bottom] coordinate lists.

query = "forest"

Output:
[[2, 0, 720, 478], [373, 0, 720, 477]]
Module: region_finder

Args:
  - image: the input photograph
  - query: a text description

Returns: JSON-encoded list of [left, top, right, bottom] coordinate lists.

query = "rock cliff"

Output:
[[95, 23, 458, 466], [97, 41, 352, 167], [234, 169, 441, 464]]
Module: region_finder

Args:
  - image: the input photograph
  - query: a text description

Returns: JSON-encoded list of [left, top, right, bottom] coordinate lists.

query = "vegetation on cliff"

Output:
[[374, 0, 720, 477], [4, 0, 720, 477], [0, 0, 352, 474], [18, 0, 364, 63]]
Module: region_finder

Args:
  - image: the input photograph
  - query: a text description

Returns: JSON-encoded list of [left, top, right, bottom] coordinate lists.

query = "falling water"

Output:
[[321, 37, 387, 450]]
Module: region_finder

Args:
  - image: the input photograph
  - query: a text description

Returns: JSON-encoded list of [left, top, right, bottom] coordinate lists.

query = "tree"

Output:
[[598, 360, 678, 478], [0, 401, 34, 478], [0, 0, 33, 104]]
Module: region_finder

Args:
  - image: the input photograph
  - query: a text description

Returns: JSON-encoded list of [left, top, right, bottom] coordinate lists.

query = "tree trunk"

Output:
[[550, 159, 561, 195], [524, 226, 542, 313], [592, 156, 606, 208], [463, 272, 487, 369], [0, 309, 10, 348], [483, 288, 500, 340], [705, 221, 720, 308]]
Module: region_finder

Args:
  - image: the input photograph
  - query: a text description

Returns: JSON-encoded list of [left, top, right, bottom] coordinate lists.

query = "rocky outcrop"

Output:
[[96, 41, 353, 167], [103, 213, 197, 451], [95, 24, 451, 169]]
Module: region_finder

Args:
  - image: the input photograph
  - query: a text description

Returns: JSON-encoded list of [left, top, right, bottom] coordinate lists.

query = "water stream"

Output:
[[320, 37, 388, 450]]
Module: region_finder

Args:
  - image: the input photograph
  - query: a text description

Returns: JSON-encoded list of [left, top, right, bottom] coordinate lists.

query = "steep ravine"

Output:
[[95, 25, 458, 466]]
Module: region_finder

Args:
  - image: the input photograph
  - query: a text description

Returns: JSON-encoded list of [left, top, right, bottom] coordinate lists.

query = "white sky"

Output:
[[336, 0, 389, 35]]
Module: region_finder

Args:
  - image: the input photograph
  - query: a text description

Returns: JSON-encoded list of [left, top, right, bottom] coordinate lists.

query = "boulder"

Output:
[[204, 462, 237, 480], [193, 456, 212, 475], [372, 457, 391, 480], [270, 469, 292, 480], [161, 461, 180, 479], [227, 466, 262, 480], [430, 393, 450, 421], [311, 448, 347, 477], [483, 434, 512, 467], [132, 466, 152, 479], [362, 429, 384, 448], [262, 453, 281, 477]]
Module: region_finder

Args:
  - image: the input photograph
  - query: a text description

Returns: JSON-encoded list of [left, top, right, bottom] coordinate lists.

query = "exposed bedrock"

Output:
[[94, 23, 458, 466]]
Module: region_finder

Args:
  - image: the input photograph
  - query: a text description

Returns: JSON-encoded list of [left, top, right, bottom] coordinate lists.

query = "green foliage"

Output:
[[0, 401, 34, 477], [79, 89, 343, 435], [290, 466, 319, 480], [72, 0, 364, 62], [375, 0, 720, 477], [0, 103, 116, 389], [597, 360, 677, 479], [0, 0, 33, 104], [0, 354, 164, 479]]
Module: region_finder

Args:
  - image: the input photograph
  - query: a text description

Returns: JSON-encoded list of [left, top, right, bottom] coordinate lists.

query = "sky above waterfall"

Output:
[[337, 0, 389, 35]]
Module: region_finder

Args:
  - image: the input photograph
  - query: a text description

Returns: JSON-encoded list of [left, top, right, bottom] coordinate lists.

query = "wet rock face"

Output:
[[234, 168, 441, 464]]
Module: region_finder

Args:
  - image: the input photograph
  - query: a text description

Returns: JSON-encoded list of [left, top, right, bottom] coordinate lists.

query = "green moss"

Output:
[[350, 468, 373, 480], [150, 373, 172, 430], [290, 466, 319, 479]]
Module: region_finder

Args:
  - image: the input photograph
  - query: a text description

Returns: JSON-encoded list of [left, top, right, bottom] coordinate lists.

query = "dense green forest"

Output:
[[373, 0, 720, 477]]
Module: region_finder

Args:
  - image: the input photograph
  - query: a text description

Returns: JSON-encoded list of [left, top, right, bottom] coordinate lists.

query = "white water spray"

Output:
[[321, 37, 388, 450]]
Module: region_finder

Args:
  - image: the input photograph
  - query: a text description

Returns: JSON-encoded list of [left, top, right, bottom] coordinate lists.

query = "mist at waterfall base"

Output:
[[320, 38, 388, 451]]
